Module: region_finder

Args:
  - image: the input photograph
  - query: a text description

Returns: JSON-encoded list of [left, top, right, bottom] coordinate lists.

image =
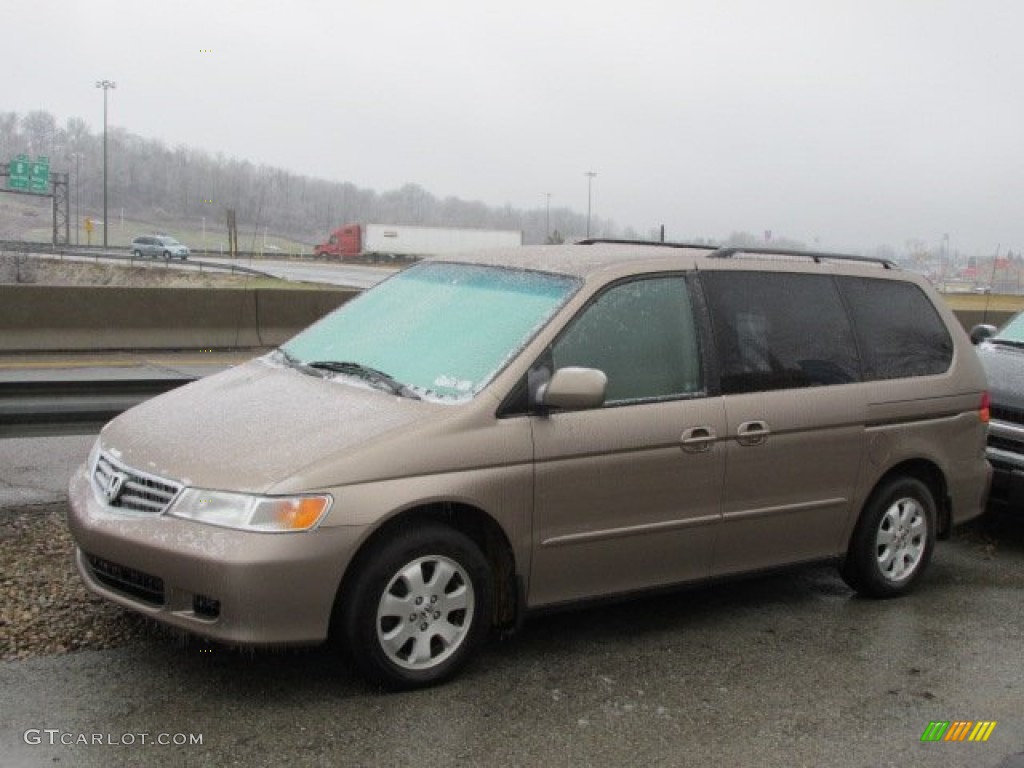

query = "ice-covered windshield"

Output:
[[994, 312, 1024, 344], [281, 261, 579, 401]]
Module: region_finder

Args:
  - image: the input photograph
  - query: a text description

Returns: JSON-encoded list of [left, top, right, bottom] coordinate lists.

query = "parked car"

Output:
[[130, 235, 190, 260], [67, 241, 992, 689], [971, 312, 1024, 510]]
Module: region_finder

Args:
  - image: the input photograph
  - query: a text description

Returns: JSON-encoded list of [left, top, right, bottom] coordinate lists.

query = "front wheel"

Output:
[[841, 476, 937, 598], [132, 249, 142, 259], [340, 522, 492, 689], [162, 250, 171, 260]]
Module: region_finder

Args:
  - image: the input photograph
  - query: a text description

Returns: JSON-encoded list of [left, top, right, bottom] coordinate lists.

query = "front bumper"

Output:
[[987, 418, 1024, 510], [67, 464, 366, 645]]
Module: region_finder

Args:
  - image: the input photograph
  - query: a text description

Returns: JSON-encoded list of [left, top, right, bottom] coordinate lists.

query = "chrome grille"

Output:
[[991, 405, 1024, 427], [92, 452, 181, 514]]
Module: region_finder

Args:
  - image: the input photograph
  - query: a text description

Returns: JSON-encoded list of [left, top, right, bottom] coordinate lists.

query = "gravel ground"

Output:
[[0, 503, 154, 660]]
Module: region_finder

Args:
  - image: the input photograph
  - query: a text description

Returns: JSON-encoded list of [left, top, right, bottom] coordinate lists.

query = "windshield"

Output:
[[994, 312, 1024, 343], [281, 261, 579, 401]]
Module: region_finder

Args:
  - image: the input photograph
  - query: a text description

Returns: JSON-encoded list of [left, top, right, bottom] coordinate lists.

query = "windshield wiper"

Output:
[[989, 338, 1024, 349], [272, 347, 322, 376], [307, 361, 422, 400]]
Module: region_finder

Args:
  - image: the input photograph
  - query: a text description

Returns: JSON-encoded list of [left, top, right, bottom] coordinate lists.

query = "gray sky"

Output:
[[5, 0, 1023, 254]]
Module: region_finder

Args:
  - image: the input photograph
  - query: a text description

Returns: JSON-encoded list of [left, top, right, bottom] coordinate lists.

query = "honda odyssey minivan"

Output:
[[68, 241, 992, 689]]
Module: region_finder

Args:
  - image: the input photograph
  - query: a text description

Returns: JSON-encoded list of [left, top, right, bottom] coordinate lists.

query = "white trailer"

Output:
[[363, 225, 522, 258]]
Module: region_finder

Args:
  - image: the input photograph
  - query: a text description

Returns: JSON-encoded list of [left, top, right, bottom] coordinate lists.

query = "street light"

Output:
[[545, 192, 552, 242], [95, 79, 116, 247], [584, 171, 597, 238], [70, 152, 81, 245]]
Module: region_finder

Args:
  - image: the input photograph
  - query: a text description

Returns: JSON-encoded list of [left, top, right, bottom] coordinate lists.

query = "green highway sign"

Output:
[[29, 155, 50, 192], [6, 154, 49, 193], [8, 154, 29, 190]]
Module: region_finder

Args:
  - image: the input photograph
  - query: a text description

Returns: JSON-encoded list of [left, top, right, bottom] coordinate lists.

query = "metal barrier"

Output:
[[0, 240, 279, 278], [0, 378, 194, 438]]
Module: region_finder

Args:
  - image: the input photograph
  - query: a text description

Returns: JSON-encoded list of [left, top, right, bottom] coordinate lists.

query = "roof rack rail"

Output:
[[708, 246, 896, 269], [576, 238, 715, 250]]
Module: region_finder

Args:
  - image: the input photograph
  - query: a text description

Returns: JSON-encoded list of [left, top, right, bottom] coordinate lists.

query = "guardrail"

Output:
[[0, 378, 194, 438], [0, 238, 299, 259], [0, 240, 279, 278]]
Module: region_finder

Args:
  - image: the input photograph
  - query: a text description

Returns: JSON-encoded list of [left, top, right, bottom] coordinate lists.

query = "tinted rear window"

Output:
[[703, 272, 860, 394], [838, 277, 952, 380]]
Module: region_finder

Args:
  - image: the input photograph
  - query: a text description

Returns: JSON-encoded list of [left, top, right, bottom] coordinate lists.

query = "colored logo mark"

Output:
[[921, 721, 997, 743]]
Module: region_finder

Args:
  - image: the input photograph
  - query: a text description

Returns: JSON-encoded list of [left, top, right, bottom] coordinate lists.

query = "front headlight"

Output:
[[168, 489, 331, 532]]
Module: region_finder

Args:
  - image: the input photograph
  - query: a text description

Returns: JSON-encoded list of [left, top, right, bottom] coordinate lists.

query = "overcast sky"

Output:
[[5, 0, 1023, 254]]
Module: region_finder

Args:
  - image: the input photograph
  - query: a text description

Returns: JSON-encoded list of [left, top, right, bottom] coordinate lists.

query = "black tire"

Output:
[[162, 250, 171, 260], [840, 476, 937, 598], [132, 249, 142, 259], [340, 522, 492, 690]]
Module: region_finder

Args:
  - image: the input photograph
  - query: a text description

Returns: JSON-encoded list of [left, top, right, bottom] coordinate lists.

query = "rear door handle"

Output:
[[680, 426, 717, 453], [736, 420, 770, 447]]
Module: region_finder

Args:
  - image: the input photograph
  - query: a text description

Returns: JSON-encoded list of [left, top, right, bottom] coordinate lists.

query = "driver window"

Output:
[[551, 276, 702, 403]]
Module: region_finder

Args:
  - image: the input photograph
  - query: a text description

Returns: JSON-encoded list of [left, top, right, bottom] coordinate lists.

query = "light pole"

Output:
[[545, 193, 551, 242], [585, 171, 597, 238], [95, 79, 116, 247], [70, 152, 81, 245]]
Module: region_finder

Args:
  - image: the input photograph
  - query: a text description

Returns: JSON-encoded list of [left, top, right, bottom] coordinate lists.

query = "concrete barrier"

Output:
[[940, 292, 1024, 331], [0, 285, 1021, 353], [0, 285, 357, 351]]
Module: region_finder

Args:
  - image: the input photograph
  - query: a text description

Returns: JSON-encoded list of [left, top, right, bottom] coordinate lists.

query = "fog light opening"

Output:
[[192, 594, 221, 619]]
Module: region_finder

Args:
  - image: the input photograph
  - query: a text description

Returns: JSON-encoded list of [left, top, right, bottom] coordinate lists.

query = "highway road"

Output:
[[21, 250, 395, 289], [201, 257, 396, 288]]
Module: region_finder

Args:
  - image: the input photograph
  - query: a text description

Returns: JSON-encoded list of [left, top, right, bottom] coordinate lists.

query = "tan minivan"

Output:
[[68, 241, 992, 689]]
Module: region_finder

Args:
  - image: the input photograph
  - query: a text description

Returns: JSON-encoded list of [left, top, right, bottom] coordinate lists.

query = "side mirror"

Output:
[[970, 324, 997, 345], [537, 367, 607, 410]]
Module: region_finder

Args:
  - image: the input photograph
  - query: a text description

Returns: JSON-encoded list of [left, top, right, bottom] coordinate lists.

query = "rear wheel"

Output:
[[340, 522, 492, 689], [162, 250, 171, 260], [841, 476, 936, 597]]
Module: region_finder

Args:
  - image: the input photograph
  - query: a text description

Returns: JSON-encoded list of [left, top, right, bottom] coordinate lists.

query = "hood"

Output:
[[99, 358, 448, 494], [977, 342, 1024, 411]]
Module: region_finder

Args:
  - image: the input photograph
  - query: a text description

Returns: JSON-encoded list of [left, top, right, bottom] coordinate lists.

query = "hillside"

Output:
[[0, 110, 618, 247]]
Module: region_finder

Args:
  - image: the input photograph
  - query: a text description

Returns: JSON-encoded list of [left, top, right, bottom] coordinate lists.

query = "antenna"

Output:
[[982, 244, 999, 325]]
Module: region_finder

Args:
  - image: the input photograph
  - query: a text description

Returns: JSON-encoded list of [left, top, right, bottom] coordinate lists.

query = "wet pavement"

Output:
[[1, 509, 1021, 768]]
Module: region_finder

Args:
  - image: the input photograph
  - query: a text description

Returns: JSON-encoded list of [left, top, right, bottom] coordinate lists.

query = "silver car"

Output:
[[130, 235, 190, 260]]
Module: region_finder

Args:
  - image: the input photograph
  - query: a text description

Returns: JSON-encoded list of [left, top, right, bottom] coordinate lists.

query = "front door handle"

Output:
[[736, 420, 771, 447], [680, 426, 717, 453]]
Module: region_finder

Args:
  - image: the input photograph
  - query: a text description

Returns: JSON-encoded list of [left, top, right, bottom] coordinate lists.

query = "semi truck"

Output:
[[313, 224, 522, 261]]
